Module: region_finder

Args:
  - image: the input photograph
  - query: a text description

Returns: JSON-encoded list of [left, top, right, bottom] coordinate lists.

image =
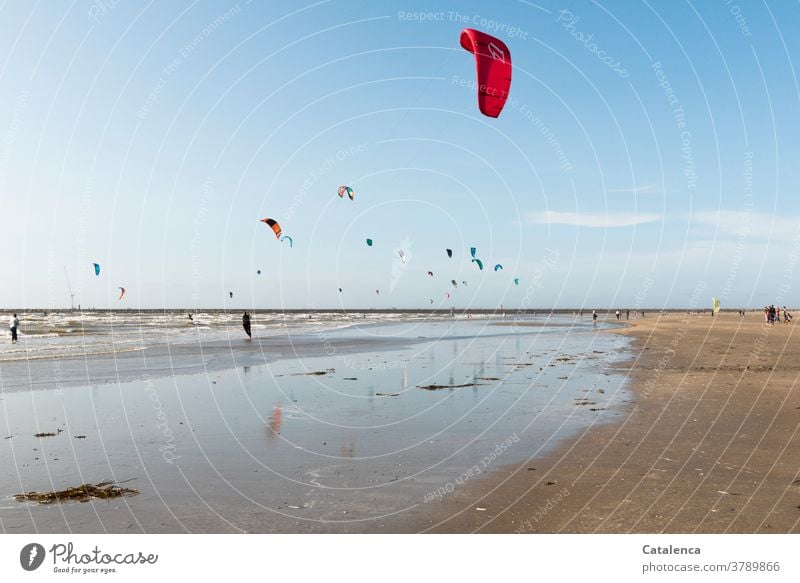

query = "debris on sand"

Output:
[[545, 480, 558, 486], [574, 399, 597, 406], [418, 383, 481, 391], [74, 435, 87, 439], [478, 377, 501, 381], [14, 480, 139, 505], [343, 377, 358, 381], [294, 368, 335, 376], [34, 429, 63, 438], [375, 392, 400, 397]]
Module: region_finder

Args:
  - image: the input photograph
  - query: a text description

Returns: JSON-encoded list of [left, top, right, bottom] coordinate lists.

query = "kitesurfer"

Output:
[[242, 311, 252, 338]]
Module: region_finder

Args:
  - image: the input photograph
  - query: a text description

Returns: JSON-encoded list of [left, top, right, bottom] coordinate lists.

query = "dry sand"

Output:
[[425, 313, 800, 533]]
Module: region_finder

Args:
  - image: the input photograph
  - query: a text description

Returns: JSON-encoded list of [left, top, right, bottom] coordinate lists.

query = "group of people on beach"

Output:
[[5, 312, 256, 344], [764, 305, 791, 324]]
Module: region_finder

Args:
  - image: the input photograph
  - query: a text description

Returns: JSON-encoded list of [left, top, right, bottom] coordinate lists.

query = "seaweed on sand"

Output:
[[34, 429, 63, 438], [293, 368, 335, 376], [418, 382, 482, 391], [14, 480, 139, 504]]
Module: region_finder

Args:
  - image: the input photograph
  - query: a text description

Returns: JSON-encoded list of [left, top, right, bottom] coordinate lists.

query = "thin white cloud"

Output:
[[525, 210, 662, 228], [691, 210, 800, 242]]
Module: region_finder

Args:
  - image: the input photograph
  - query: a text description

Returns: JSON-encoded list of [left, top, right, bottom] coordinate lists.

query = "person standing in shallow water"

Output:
[[242, 312, 252, 338], [592, 310, 598, 326], [9, 313, 19, 343]]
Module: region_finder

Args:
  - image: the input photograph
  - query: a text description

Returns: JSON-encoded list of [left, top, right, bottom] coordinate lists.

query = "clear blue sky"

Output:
[[1, 0, 798, 309]]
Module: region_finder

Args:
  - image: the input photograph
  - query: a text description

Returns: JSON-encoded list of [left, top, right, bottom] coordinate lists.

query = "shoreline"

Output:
[[421, 313, 800, 533]]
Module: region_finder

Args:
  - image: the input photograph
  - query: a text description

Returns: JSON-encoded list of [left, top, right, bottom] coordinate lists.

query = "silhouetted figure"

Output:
[[242, 312, 252, 338]]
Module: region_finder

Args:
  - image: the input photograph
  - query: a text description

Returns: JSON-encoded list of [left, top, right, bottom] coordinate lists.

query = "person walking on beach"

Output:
[[592, 310, 598, 326], [9, 314, 19, 343], [242, 311, 252, 338], [615, 310, 620, 320], [626, 309, 630, 320]]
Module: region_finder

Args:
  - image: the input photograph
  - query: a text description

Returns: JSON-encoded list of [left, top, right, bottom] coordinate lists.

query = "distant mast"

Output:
[[63, 266, 75, 310]]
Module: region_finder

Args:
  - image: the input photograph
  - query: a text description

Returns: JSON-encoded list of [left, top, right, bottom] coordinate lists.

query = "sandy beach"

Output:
[[4, 311, 799, 534], [424, 312, 800, 533]]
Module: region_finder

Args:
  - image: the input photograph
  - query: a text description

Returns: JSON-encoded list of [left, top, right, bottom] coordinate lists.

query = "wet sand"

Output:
[[0, 318, 631, 533], [424, 313, 800, 533]]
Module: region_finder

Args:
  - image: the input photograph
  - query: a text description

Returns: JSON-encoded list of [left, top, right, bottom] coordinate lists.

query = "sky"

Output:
[[0, 0, 799, 310]]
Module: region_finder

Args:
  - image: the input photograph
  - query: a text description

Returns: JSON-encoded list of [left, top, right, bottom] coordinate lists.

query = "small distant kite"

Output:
[[494, 264, 503, 271], [229, 291, 233, 299], [460, 28, 512, 118], [338, 287, 343, 293], [118, 287, 126, 300], [712, 296, 721, 315], [446, 292, 451, 299], [93, 263, 100, 276], [430, 299, 434, 304], [338, 186, 355, 201], [446, 249, 453, 258], [470, 247, 477, 258], [281, 235, 293, 247], [451, 280, 458, 288], [257, 270, 261, 275], [366, 238, 373, 247], [260, 217, 282, 239], [472, 258, 484, 270], [462, 281, 467, 286], [397, 250, 407, 264], [375, 289, 380, 295], [514, 278, 519, 286], [427, 271, 434, 277]]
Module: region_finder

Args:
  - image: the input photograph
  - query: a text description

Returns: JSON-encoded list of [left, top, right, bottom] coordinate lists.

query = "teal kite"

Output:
[[93, 263, 100, 276], [366, 238, 373, 246], [338, 186, 355, 201], [472, 258, 483, 270]]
